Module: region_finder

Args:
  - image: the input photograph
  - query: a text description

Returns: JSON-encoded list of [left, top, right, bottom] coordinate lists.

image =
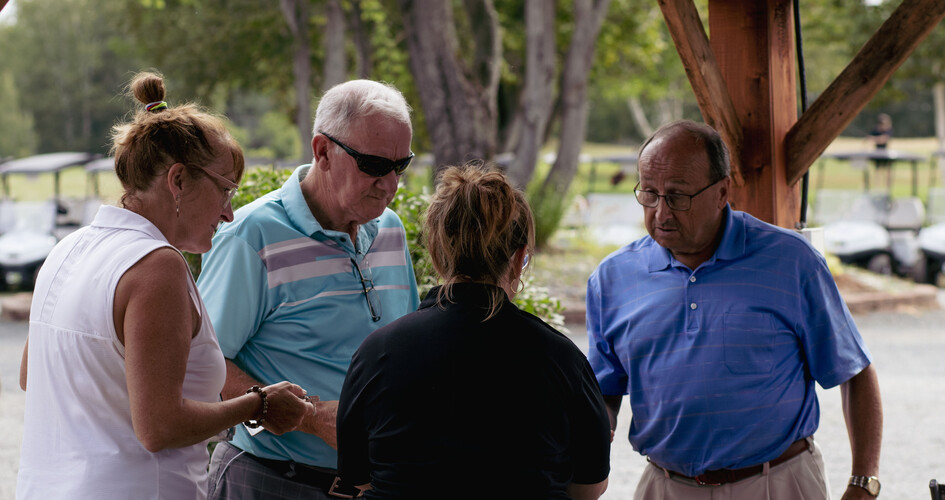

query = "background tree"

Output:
[[0, 70, 38, 158], [280, 0, 315, 162], [537, 0, 610, 196], [589, 0, 696, 143], [506, 0, 555, 187], [397, 0, 502, 173], [0, 0, 133, 153]]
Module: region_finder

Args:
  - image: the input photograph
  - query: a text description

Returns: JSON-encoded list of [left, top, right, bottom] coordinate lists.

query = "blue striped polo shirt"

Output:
[[197, 165, 420, 469], [586, 206, 871, 477]]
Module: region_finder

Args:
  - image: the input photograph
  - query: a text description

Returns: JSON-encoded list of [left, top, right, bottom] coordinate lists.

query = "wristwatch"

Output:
[[849, 475, 881, 496]]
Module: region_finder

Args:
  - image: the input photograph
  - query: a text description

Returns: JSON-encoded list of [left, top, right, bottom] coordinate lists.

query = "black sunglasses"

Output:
[[320, 131, 414, 177]]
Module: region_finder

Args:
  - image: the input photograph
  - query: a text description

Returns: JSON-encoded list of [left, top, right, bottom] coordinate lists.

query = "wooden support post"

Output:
[[659, 0, 744, 185], [785, 0, 945, 186], [708, 0, 798, 226]]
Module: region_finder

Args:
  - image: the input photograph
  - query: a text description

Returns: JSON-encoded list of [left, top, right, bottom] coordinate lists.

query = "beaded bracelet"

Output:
[[245, 385, 268, 428]]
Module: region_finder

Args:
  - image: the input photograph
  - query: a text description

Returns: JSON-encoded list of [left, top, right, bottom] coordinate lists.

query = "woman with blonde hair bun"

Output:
[[337, 165, 611, 499], [17, 71, 313, 499]]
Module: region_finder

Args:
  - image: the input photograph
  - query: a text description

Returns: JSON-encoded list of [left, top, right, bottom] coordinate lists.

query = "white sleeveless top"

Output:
[[17, 206, 226, 500]]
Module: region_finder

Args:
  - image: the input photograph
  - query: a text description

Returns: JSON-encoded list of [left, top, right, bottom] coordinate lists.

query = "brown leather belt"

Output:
[[654, 438, 812, 486]]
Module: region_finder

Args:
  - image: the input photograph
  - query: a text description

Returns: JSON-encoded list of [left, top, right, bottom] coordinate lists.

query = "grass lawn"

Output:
[[8, 136, 941, 204], [7, 137, 941, 305]]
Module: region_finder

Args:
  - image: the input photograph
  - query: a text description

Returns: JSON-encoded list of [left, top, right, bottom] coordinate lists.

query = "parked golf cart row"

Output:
[[0, 152, 114, 290], [815, 149, 945, 284]]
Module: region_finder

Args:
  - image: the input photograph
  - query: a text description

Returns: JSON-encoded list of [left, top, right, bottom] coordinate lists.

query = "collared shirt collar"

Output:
[[91, 205, 171, 245], [646, 204, 743, 272], [281, 165, 379, 251]]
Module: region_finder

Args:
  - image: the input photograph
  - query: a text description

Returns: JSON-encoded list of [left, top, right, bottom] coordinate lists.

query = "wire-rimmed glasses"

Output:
[[632, 178, 722, 211], [192, 165, 240, 210]]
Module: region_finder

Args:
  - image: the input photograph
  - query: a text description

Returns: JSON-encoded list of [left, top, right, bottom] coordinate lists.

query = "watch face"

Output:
[[867, 477, 881, 495]]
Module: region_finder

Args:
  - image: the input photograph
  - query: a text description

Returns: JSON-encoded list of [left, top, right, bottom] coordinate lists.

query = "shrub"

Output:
[[189, 168, 566, 329], [525, 184, 574, 251], [390, 183, 566, 330]]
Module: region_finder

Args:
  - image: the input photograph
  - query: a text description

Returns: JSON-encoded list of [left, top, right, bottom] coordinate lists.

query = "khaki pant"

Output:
[[633, 438, 830, 500]]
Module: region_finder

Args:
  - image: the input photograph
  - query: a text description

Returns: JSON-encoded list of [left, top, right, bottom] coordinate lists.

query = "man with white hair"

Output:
[[199, 80, 420, 499]]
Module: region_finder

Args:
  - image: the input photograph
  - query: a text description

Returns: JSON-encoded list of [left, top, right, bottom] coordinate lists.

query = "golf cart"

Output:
[[0, 152, 95, 290], [81, 156, 116, 224], [917, 149, 945, 284], [816, 149, 927, 281]]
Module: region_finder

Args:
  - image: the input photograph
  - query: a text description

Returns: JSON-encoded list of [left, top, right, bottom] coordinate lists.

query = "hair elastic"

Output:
[[145, 101, 168, 112]]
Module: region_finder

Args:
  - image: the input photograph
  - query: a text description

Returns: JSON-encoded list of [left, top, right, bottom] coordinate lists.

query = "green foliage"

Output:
[[0, 71, 38, 158], [525, 182, 574, 251], [254, 111, 302, 160], [188, 166, 565, 329], [389, 182, 565, 330], [0, 0, 137, 154], [230, 166, 293, 211], [387, 184, 438, 296], [513, 275, 566, 331]]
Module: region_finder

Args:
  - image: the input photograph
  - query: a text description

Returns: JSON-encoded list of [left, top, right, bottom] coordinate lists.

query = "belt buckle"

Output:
[[328, 476, 360, 498], [694, 474, 721, 487]]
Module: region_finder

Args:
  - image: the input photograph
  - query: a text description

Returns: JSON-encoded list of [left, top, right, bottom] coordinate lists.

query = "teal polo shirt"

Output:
[[197, 165, 420, 469]]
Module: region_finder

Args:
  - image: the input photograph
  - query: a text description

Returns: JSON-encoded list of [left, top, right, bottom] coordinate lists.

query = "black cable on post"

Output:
[[794, 0, 810, 229]]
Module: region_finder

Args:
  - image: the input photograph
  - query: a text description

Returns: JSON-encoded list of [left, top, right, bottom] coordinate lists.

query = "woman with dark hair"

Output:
[[17, 71, 312, 499], [337, 165, 611, 499]]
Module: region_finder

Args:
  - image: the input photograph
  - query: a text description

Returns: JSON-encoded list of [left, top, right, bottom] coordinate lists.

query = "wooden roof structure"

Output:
[[661, 0, 945, 227]]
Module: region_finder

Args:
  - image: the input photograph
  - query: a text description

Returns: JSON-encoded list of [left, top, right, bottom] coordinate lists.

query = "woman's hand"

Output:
[[261, 381, 315, 435]]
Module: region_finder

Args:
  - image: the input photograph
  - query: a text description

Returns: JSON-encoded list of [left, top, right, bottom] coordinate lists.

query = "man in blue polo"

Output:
[[198, 80, 420, 499], [587, 120, 883, 499]]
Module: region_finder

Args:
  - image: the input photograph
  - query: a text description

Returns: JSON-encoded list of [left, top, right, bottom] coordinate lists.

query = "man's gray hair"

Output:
[[312, 80, 412, 137], [638, 120, 731, 182]]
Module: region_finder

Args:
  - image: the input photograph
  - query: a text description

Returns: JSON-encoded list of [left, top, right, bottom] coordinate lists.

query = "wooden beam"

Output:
[[658, 0, 744, 183], [708, 0, 798, 226], [785, 0, 945, 186]]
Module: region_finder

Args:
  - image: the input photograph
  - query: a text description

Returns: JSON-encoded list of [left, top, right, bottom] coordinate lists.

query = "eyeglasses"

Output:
[[522, 253, 529, 270], [351, 258, 382, 322], [633, 178, 722, 211], [193, 165, 240, 210], [320, 131, 414, 177]]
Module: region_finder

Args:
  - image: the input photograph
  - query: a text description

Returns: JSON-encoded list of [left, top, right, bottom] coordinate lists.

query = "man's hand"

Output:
[[259, 382, 314, 435], [299, 399, 339, 449]]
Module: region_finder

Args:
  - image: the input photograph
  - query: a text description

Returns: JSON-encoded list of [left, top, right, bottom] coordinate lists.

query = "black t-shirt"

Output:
[[337, 283, 611, 499]]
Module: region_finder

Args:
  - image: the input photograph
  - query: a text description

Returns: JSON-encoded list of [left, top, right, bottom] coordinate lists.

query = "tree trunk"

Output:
[[280, 0, 314, 163], [627, 95, 655, 139], [323, 0, 347, 90], [398, 0, 501, 177], [348, 0, 372, 79], [508, 0, 557, 188], [542, 0, 612, 195]]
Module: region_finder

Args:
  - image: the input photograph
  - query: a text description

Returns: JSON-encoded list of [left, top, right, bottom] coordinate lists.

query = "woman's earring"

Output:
[[176, 194, 181, 217], [513, 277, 525, 294]]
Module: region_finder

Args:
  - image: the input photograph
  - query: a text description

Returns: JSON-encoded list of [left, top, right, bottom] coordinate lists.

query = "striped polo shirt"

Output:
[[197, 165, 420, 469], [586, 206, 871, 477]]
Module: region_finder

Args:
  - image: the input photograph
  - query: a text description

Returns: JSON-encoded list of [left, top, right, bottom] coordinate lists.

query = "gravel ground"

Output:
[[1, 302, 943, 499]]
